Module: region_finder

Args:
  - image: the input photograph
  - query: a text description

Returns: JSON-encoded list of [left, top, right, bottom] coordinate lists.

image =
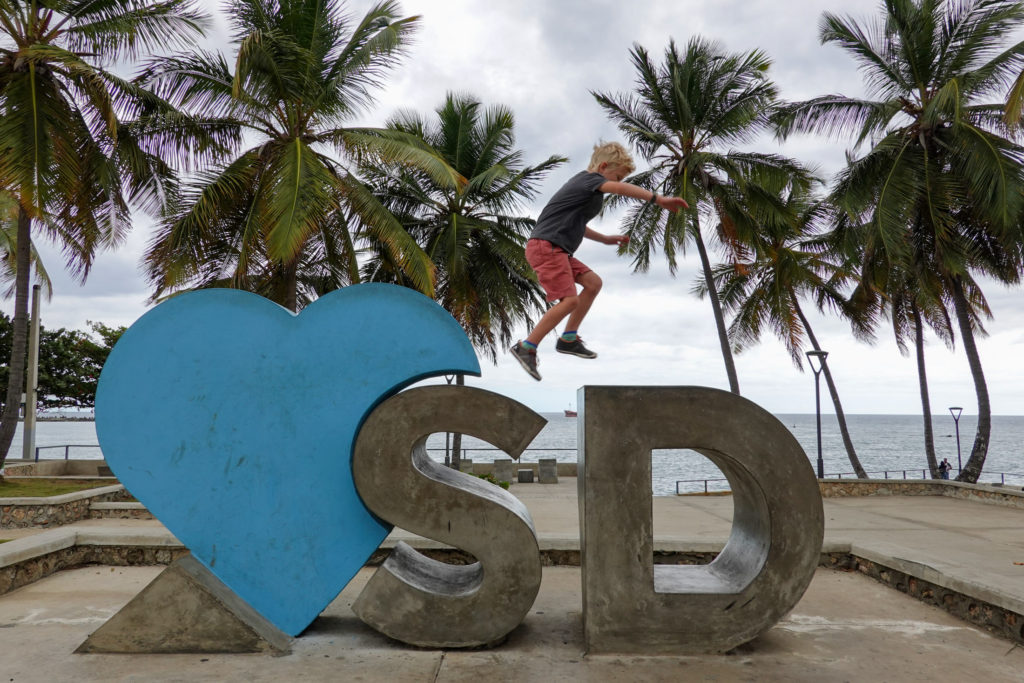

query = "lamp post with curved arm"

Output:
[[949, 406, 963, 474], [806, 350, 828, 479]]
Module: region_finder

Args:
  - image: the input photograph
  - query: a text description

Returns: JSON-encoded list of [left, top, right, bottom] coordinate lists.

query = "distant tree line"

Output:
[[0, 313, 124, 411]]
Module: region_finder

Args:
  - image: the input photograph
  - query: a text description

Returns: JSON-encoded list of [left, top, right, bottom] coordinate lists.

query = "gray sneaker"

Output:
[[555, 336, 597, 359], [510, 342, 541, 380]]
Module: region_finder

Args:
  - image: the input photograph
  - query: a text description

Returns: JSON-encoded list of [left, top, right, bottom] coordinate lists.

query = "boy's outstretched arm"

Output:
[[598, 180, 689, 213], [584, 227, 629, 246]]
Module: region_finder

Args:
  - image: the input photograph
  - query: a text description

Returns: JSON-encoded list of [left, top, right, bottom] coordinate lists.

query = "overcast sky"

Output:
[[5, 0, 1024, 416]]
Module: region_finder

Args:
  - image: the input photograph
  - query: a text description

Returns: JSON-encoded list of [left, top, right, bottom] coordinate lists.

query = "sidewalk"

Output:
[[0, 478, 1022, 681]]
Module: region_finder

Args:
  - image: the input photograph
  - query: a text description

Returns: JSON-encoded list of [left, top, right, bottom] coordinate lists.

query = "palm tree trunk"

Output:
[[284, 261, 298, 313], [693, 216, 740, 394], [792, 295, 867, 478], [450, 374, 464, 470], [911, 303, 939, 478], [0, 207, 33, 469], [949, 276, 989, 483]]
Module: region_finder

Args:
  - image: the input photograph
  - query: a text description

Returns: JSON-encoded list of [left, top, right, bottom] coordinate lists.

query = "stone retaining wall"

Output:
[[1, 486, 131, 528], [0, 545, 189, 596], [819, 479, 1024, 509], [3, 460, 111, 477], [88, 502, 153, 520], [850, 555, 1022, 645]]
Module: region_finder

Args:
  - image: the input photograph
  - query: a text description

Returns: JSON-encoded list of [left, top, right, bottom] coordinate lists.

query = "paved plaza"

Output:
[[1, 478, 1022, 681]]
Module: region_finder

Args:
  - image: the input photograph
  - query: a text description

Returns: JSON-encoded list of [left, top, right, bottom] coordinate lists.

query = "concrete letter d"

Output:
[[578, 386, 824, 654]]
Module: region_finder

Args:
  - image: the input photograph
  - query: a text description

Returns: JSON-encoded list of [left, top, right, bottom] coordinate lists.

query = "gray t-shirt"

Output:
[[529, 171, 606, 254]]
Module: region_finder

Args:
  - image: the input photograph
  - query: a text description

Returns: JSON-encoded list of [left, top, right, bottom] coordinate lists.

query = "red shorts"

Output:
[[526, 239, 591, 302]]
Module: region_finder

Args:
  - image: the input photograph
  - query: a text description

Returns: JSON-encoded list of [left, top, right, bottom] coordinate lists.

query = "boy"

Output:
[[511, 142, 687, 380]]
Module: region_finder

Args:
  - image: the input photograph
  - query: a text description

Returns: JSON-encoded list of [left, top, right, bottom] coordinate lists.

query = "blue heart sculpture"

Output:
[[95, 284, 479, 635]]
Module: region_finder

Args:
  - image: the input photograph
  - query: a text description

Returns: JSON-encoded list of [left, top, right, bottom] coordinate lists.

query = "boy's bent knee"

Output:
[[556, 295, 581, 311], [579, 272, 603, 294]]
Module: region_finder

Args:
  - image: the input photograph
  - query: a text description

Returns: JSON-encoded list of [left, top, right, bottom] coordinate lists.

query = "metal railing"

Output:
[[676, 469, 1024, 494], [32, 444, 103, 462], [425, 447, 576, 464]]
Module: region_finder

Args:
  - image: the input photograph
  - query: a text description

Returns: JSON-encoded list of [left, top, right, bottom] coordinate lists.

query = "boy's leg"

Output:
[[556, 270, 602, 359], [526, 296, 579, 346], [511, 239, 578, 380], [563, 270, 602, 332]]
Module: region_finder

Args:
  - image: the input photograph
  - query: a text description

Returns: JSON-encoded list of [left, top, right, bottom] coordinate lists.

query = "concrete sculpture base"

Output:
[[352, 386, 546, 648], [76, 556, 291, 654], [578, 386, 824, 654]]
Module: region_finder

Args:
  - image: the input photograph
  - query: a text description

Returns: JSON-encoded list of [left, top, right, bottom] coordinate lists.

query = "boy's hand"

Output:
[[656, 195, 689, 213], [606, 234, 629, 246]]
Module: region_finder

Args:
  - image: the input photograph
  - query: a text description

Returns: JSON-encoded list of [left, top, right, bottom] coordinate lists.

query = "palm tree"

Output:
[[0, 191, 51, 300], [709, 190, 870, 477], [360, 93, 564, 361], [774, 0, 1024, 482], [0, 0, 209, 467], [838, 206, 965, 478], [359, 93, 565, 470], [594, 38, 811, 394], [142, 0, 457, 312]]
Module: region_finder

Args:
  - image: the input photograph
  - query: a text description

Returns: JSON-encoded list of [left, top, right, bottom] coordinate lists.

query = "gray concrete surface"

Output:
[[2, 478, 1024, 680], [0, 565, 1021, 682]]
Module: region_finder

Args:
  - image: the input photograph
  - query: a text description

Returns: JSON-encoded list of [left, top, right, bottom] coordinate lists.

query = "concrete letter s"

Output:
[[351, 385, 546, 647]]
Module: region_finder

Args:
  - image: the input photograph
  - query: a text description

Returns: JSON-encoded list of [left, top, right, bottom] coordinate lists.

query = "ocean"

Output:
[[5, 413, 1023, 495]]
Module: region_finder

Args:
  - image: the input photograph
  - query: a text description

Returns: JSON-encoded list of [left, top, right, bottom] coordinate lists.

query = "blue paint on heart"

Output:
[[95, 284, 480, 635]]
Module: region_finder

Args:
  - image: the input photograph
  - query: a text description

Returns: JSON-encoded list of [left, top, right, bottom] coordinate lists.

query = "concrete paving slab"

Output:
[[4, 477, 1024, 665], [0, 565, 1021, 682]]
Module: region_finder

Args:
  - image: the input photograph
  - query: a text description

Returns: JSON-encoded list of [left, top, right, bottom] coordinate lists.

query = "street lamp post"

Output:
[[806, 350, 829, 479], [949, 406, 963, 473]]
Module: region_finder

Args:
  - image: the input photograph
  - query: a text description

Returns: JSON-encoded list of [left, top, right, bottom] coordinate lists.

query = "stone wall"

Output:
[[850, 555, 1022, 645], [88, 502, 153, 520], [1, 486, 131, 528], [819, 479, 1024, 510], [0, 545, 189, 596], [3, 460, 111, 477]]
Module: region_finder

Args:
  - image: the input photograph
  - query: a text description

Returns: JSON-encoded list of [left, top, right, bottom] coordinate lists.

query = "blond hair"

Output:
[[587, 141, 635, 175]]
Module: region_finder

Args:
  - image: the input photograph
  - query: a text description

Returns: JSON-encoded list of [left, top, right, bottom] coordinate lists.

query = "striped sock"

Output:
[[521, 340, 538, 351], [560, 330, 578, 342]]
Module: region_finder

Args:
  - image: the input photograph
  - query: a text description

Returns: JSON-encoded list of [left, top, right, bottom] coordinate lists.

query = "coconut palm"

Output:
[[0, 191, 51, 300], [707, 189, 870, 477], [838, 204, 970, 478], [360, 93, 564, 361], [142, 0, 457, 312], [0, 0, 209, 467], [359, 93, 564, 470], [774, 0, 1024, 482], [594, 37, 812, 394], [1005, 68, 1024, 126]]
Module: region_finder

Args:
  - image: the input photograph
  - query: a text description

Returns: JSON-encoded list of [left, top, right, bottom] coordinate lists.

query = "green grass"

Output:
[[0, 479, 108, 497]]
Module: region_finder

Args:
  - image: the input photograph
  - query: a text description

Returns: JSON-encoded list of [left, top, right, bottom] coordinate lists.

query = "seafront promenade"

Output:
[[1, 477, 1023, 681]]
